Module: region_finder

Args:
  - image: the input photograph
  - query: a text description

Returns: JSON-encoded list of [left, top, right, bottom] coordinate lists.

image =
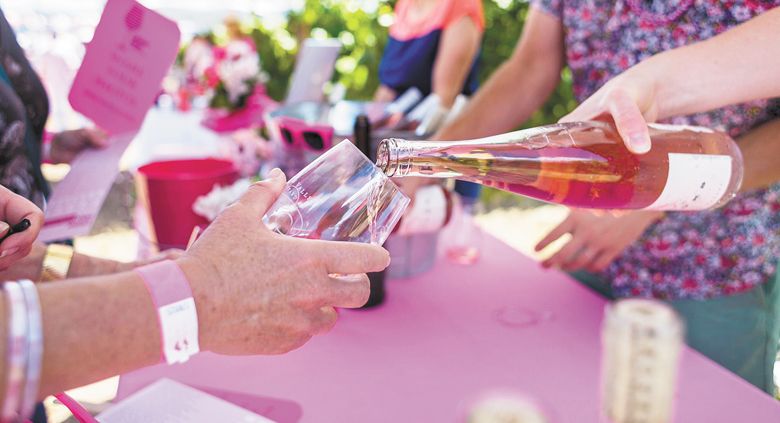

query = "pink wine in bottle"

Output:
[[376, 121, 743, 211]]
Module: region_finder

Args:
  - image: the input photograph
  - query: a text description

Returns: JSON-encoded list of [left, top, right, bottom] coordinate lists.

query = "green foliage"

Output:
[[238, 0, 577, 209], [248, 21, 298, 101], [248, 0, 395, 101], [244, 0, 575, 125], [209, 81, 253, 111]]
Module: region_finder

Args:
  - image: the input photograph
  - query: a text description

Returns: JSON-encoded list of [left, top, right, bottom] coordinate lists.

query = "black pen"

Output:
[[0, 218, 31, 243]]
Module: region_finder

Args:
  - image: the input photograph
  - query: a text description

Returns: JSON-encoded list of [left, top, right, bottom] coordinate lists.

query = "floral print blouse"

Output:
[[0, 9, 50, 207], [532, 0, 780, 299]]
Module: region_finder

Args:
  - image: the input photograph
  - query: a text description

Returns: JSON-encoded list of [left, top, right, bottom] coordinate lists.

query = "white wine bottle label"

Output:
[[396, 185, 448, 235], [646, 153, 732, 211]]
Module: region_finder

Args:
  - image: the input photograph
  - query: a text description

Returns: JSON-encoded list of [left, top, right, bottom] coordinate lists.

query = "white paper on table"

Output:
[[97, 378, 275, 423], [39, 133, 136, 243]]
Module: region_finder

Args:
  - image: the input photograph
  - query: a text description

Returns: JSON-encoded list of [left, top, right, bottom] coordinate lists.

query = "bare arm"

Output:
[[736, 118, 780, 192], [652, 7, 780, 119], [33, 271, 160, 396], [396, 7, 564, 197], [431, 16, 481, 108], [563, 7, 780, 153], [0, 242, 182, 282], [0, 171, 390, 403], [434, 7, 565, 140]]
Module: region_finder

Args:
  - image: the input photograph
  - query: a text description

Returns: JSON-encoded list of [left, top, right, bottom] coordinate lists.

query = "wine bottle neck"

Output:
[[375, 138, 399, 177], [376, 125, 577, 179], [376, 138, 458, 178], [375, 138, 416, 178]]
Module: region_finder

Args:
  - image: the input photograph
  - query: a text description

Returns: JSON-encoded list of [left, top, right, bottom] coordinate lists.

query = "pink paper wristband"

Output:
[[135, 260, 200, 364]]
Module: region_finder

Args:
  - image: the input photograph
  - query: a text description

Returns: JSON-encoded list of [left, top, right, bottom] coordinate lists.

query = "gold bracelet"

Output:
[[41, 244, 74, 281]]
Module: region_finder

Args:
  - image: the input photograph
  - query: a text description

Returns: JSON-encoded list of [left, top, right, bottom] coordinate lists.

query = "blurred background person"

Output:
[[375, 0, 484, 203], [375, 0, 482, 108], [0, 8, 106, 207]]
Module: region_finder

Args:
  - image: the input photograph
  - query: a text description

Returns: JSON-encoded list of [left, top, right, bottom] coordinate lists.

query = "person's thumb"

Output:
[[237, 168, 287, 216]]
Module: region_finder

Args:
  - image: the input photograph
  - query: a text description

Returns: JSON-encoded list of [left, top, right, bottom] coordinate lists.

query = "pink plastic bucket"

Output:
[[136, 158, 238, 249]]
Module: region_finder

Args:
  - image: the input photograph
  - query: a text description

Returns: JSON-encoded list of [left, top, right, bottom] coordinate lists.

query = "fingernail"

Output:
[[630, 134, 651, 153], [268, 168, 284, 179], [0, 247, 19, 258], [0, 222, 8, 235]]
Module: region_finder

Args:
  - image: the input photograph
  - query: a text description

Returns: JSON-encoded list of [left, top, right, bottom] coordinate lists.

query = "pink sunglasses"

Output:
[[276, 116, 334, 152]]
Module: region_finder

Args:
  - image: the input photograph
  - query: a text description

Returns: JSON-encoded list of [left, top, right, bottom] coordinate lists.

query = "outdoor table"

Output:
[[117, 234, 780, 422]]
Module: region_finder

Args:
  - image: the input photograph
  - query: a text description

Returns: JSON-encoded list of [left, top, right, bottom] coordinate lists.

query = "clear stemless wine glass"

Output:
[[263, 140, 410, 245]]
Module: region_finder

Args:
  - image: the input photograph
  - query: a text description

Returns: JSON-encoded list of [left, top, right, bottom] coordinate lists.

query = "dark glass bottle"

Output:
[[355, 114, 386, 308]]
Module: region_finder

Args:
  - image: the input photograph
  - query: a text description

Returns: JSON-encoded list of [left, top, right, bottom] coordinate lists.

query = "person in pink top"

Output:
[[375, 0, 483, 108], [377, 0, 486, 202]]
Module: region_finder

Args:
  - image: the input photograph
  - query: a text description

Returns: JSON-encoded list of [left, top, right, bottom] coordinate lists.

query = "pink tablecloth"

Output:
[[117, 235, 780, 422]]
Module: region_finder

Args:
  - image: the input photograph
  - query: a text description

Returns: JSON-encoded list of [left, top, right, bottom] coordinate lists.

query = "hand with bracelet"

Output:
[[0, 169, 390, 418]]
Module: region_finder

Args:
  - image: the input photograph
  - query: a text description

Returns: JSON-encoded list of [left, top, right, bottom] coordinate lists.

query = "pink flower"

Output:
[[204, 66, 220, 89], [683, 278, 698, 291], [212, 46, 227, 61], [720, 255, 737, 269]]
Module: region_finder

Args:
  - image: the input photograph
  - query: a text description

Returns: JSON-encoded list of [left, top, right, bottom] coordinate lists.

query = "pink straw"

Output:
[[54, 392, 98, 423]]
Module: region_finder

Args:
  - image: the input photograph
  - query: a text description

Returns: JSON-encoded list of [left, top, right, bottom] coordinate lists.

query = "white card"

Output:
[[98, 379, 275, 423], [285, 38, 341, 104], [158, 298, 200, 364], [39, 133, 135, 242]]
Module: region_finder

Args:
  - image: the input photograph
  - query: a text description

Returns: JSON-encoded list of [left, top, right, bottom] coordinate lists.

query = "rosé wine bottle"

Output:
[[376, 121, 743, 211]]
